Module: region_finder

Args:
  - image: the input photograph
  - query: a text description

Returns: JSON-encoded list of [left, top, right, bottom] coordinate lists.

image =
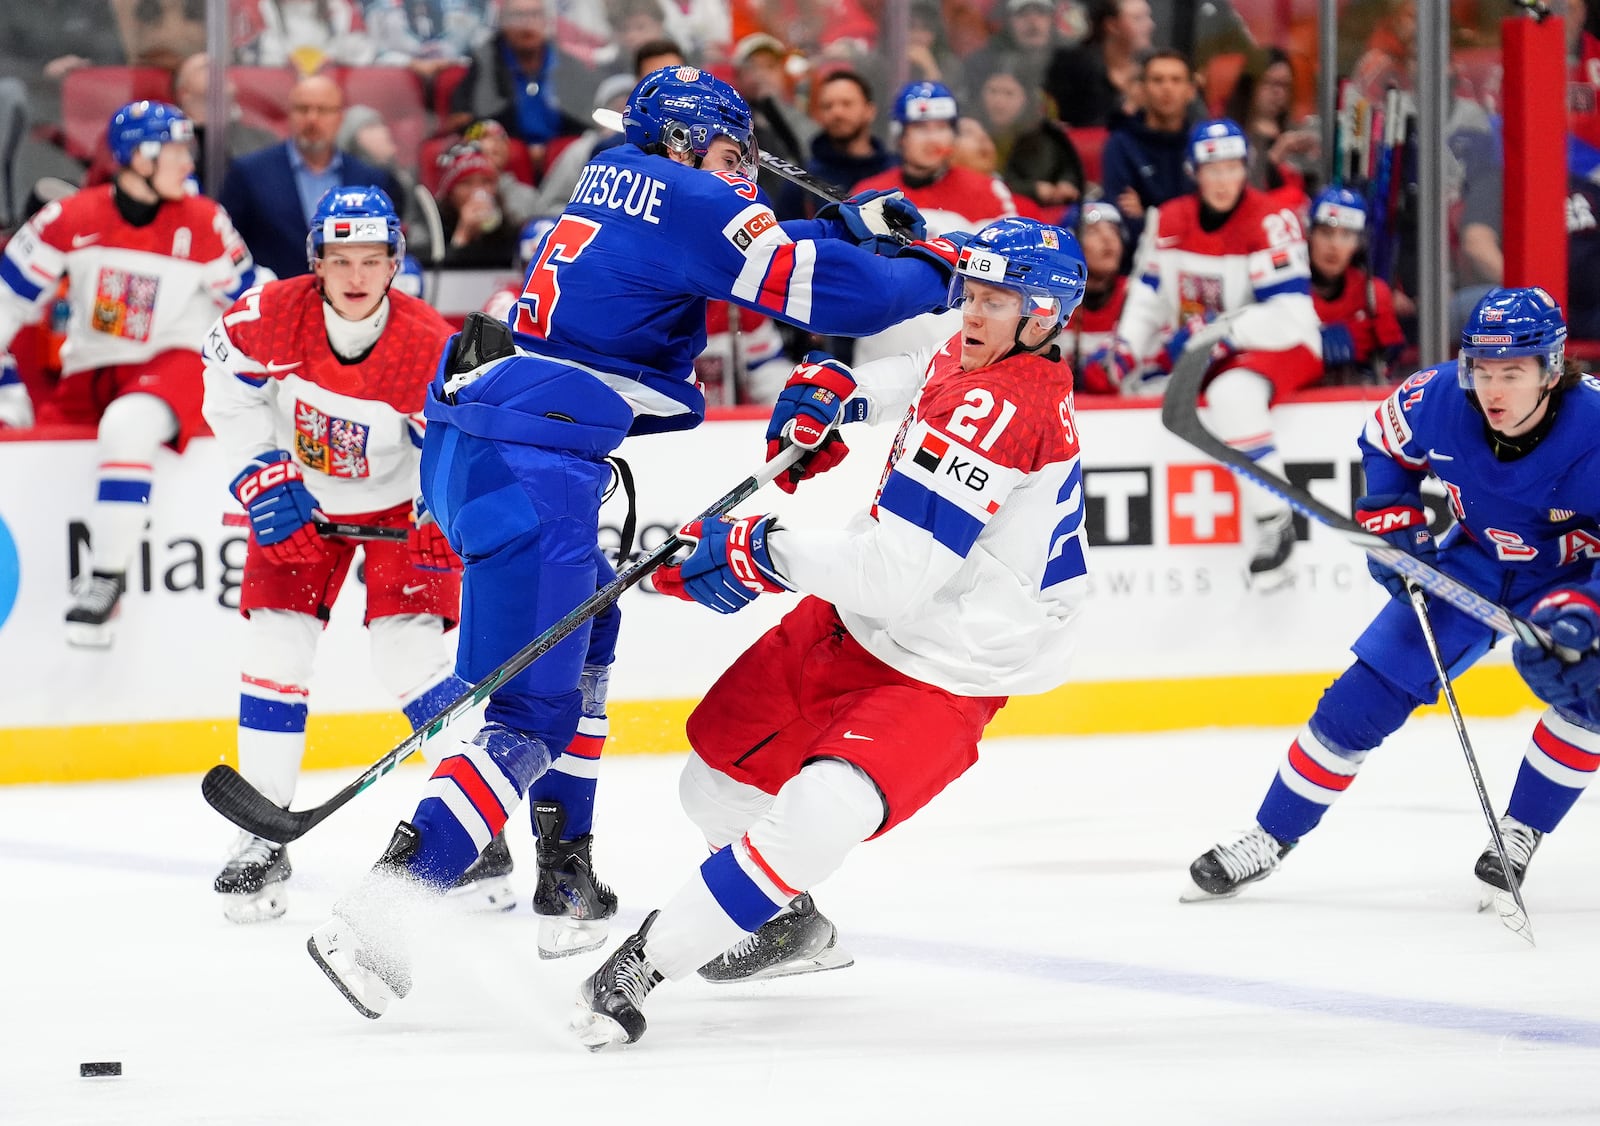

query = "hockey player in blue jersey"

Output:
[[1182, 287, 1600, 904], [308, 65, 970, 1019]]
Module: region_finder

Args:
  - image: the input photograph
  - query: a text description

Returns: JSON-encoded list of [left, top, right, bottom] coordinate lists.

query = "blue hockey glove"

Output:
[[1163, 314, 1233, 370], [1084, 340, 1140, 394], [817, 189, 927, 255], [1513, 589, 1600, 709], [766, 351, 865, 494], [1354, 493, 1435, 601], [230, 450, 324, 566], [1321, 323, 1358, 370], [894, 232, 973, 285], [653, 515, 790, 613]]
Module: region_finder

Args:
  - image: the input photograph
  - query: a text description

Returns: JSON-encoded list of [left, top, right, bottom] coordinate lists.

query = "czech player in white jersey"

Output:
[[0, 101, 263, 645], [571, 216, 1092, 1050], [201, 188, 470, 922]]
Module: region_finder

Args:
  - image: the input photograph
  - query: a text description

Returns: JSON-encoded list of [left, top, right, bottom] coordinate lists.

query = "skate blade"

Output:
[[65, 621, 116, 648], [1177, 878, 1240, 903], [570, 1000, 632, 1052], [706, 943, 856, 984], [538, 917, 610, 960], [444, 876, 517, 913], [306, 932, 393, 1020], [1247, 566, 1294, 594], [220, 887, 288, 924]]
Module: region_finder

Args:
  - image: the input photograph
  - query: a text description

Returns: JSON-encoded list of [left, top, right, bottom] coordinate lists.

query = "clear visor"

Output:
[[1456, 346, 1563, 390], [668, 120, 760, 178], [946, 275, 1062, 323]]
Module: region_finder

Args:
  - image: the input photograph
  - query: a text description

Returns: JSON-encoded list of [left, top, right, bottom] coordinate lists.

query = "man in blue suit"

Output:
[[218, 74, 401, 280]]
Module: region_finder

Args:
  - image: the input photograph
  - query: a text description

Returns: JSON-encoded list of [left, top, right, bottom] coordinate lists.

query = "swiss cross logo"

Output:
[[1166, 465, 1241, 545]]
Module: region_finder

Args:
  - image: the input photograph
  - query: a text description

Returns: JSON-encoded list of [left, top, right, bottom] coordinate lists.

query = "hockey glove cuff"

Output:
[[894, 233, 971, 286], [1514, 589, 1600, 710], [653, 515, 789, 614], [1355, 493, 1435, 600], [230, 451, 325, 565], [1320, 323, 1358, 370]]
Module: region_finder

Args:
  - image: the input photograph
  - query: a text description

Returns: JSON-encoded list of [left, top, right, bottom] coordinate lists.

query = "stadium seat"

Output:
[[1065, 126, 1108, 188], [53, 67, 173, 164], [341, 67, 427, 169], [1201, 52, 1247, 117], [229, 66, 302, 139], [419, 134, 460, 195], [433, 64, 470, 121]]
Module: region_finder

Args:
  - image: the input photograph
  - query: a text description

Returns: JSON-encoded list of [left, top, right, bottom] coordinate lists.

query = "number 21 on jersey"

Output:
[[514, 216, 601, 339]]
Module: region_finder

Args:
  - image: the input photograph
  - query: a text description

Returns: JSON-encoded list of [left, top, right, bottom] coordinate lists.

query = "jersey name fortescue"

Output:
[[569, 165, 668, 225]]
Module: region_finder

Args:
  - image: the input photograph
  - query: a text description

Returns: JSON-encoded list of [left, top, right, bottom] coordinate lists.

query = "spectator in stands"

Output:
[[461, 118, 540, 228], [1349, 0, 1415, 107], [1066, 200, 1130, 393], [218, 74, 402, 280], [633, 37, 685, 78], [110, 0, 206, 71], [33, 0, 129, 81], [951, 117, 1000, 177], [363, 0, 496, 72], [639, 0, 730, 63], [431, 142, 521, 269], [780, 68, 893, 219], [609, 0, 672, 72], [974, 68, 1032, 170], [335, 103, 420, 224], [730, 33, 815, 215], [172, 54, 277, 194], [1223, 47, 1317, 204], [446, 0, 593, 146], [1002, 116, 1086, 217], [232, 0, 376, 70], [965, 0, 1062, 104], [1099, 48, 1195, 247], [903, 1, 964, 97], [1307, 187, 1404, 384], [533, 73, 637, 213], [1043, 0, 1154, 128]]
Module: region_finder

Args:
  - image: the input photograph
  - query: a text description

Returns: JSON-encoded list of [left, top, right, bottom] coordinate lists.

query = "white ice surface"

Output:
[[6, 715, 1600, 1125]]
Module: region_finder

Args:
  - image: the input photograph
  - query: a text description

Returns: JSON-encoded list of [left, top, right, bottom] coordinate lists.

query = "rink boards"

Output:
[[0, 398, 1539, 784]]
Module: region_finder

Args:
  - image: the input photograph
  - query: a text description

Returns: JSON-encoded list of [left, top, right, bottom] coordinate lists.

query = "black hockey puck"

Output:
[[80, 1061, 122, 1077]]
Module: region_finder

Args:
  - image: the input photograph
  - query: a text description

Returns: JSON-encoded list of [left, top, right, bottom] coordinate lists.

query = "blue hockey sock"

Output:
[[1506, 712, 1600, 834], [401, 673, 468, 732], [529, 666, 607, 839], [1255, 724, 1369, 844], [406, 722, 550, 885]]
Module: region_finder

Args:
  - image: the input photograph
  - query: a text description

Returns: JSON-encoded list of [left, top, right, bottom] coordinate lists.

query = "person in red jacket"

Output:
[[1308, 187, 1405, 384], [1064, 200, 1131, 394]]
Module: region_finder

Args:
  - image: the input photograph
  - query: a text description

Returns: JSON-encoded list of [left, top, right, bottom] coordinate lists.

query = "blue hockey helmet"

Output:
[[1458, 286, 1567, 389], [892, 80, 960, 127], [306, 186, 405, 270], [623, 66, 758, 178], [950, 216, 1088, 326], [1069, 199, 1126, 243], [517, 215, 560, 269], [108, 101, 195, 167], [392, 254, 425, 298], [1310, 186, 1367, 232], [1186, 118, 1249, 170]]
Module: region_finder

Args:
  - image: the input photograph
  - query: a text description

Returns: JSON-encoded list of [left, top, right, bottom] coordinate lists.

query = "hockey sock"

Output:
[[1256, 723, 1369, 843], [88, 461, 153, 574], [237, 674, 309, 809], [407, 722, 549, 886], [400, 673, 468, 732], [1206, 368, 1290, 520], [1505, 710, 1600, 834], [529, 666, 608, 839]]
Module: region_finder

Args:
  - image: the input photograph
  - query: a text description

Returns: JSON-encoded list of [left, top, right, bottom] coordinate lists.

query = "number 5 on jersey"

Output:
[[515, 216, 601, 339]]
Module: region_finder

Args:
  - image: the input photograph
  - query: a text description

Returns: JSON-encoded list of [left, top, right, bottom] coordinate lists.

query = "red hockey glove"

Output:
[[230, 451, 325, 566], [408, 497, 460, 572], [653, 515, 788, 613]]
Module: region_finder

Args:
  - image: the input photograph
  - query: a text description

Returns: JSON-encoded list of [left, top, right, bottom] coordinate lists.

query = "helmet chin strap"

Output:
[[1006, 315, 1063, 360]]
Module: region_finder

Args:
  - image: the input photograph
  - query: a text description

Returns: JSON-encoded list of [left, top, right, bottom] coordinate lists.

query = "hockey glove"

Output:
[[230, 451, 325, 565], [653, 515, 790, 614], [1513, 589, 1600, 709], [893, 232, 972, 286], [408, 495, 461, 572], [817, 189, 927, 255], [1321, 323, 1358, 370], [766, 351, 866, 494], [0, 352, 33, 429], [1083, 341, 1140, 394], [1163, 314, 1234, 371], [1355, 493, 1435, 601]]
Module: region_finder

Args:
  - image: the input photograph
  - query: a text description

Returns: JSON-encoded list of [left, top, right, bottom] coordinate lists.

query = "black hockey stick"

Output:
[[221, 512, 409, 542], [201, 444, 806, 843], [1404, 581, 1536, 945], [1159, 324, 1565, 656]]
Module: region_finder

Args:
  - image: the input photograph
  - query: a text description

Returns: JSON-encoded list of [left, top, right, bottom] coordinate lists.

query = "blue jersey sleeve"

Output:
[[1358, 364, 1443, 498]]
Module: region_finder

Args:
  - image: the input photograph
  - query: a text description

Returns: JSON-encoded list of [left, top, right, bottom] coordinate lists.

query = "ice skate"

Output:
[[1182, 825, 1295, 901], [65, 570, 126, 648], [214, 832, 291, 923], [1247, 513, 1295, 591], [571, 910, 662, 1051], [307, 822, 421, 1019], [1475, 815, 1543, 910], [444, 829, 516, 912], [531, 800, 617, 958], [698, 894, 854, 983]]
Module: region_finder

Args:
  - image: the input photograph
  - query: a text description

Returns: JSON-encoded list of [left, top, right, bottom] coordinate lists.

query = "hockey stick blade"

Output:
[[1159, 328, 1564, 656], [201, 444, 808, 843]]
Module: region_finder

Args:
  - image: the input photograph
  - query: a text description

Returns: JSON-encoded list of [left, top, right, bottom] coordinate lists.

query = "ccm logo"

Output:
[[1360, 509, 1416, 534], [237, 460, 301, 503]]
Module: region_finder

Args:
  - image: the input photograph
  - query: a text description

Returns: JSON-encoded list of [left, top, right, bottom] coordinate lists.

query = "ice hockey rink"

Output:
[[8, 714, 1600, 1126]]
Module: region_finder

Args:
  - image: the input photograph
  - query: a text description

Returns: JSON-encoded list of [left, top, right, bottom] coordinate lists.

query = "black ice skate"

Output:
[[445, 829, 516, 912], [571, 910, 663, 1051], [1182, 825, 1295, 901], [531, 800, 617, 958], [308, 822, 421, 1020], [698, 894, 854, 983], [1248, 513, 1295, 591], [65, 570, 126, 648], [1475, 815, 1543, 908], [214, 832, 292, 923]]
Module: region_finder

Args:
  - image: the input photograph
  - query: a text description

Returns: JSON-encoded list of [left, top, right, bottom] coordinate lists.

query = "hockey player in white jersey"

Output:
[[572, 216, 1091, 1049], [0, 101, 264, 644], [201, 188, 470, 922], [1092, 118, 1322, 586]]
